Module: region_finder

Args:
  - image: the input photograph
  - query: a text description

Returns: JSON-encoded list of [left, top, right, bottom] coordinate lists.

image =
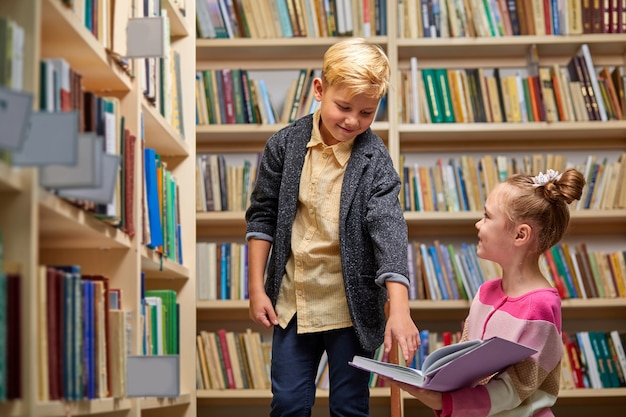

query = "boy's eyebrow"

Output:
[[335, 100, 377, 111]]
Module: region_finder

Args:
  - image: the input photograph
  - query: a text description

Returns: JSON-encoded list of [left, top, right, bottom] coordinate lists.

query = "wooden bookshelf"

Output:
[[0, 1, 196, 416], [195, 2, 626, 416]]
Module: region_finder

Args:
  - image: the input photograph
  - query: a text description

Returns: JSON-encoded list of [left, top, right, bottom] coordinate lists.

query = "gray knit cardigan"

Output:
[[245, 114, 409, 352]]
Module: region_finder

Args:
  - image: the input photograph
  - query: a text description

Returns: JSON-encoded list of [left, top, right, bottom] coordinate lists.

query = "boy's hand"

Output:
[[384, 281, 420, 363], [249, 292, 279, 328], [384, 310, 420, 363]]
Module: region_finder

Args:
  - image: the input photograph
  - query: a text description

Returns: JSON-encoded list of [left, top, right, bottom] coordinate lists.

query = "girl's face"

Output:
[[313, 78, 379, 146], [475, 184, 516, 264]]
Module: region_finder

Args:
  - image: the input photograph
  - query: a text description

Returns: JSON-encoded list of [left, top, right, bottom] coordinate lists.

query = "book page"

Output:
[[422, 339, 482, 374]]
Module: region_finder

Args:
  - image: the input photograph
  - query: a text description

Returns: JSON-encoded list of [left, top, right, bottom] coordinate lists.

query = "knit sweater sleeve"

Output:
[[436, 282, 563, 417]]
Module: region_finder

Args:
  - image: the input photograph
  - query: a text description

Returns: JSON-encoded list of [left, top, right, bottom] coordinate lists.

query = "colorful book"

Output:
[[350, 336, 537, 392]]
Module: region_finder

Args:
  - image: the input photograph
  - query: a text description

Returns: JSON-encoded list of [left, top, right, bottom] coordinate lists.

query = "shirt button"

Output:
[[296, 290, 303, 296]]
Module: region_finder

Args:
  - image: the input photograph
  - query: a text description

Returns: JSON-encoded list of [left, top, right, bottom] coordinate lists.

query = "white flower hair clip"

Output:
[[532, 169, 562, 188]]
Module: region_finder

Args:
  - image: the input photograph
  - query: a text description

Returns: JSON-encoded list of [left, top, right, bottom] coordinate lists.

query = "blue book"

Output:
[[82, 281, 96, 399], [55, 265, 82, 400], [144, 148, 163, 248], [275, 0, 294, 37], [428, 245, 449, 300]]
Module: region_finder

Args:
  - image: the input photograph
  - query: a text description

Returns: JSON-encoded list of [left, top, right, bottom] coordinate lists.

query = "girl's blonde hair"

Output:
[[321, 37, 390, 99], [499, 168, 585, 254]]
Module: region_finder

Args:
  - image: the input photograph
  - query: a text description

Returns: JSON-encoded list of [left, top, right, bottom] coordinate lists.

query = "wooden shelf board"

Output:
[[196, 387, 391, 406], [556, 387, 626, 404], [196, 211, 247, 239], [397, 35, 626, 61], [561, 298, 626, 319], [38, 192, 131, 249], [195, 210, 626, 239], [40, 0, 132, 93], [196, 122, 389, 153], [164, 0, 189, 37], [196, 37, 389, 63], [33, 397, 132, 416], [141, 246, 190, 279], [142, 99, 190, 157], [0, 162, 22, 192], [404, 209, 626, 237], [141, 392, 192, 410], [0, 400, 24, 417], [399, 122, 626, 152]]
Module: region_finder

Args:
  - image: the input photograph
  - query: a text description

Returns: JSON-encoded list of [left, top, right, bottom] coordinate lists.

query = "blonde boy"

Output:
[[246, 38, 419, 417]]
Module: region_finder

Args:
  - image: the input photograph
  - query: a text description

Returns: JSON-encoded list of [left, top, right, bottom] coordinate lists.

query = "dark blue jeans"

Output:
[[270, 317, 374, 417]]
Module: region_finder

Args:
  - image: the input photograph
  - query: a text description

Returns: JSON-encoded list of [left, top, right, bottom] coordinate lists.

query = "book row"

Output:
[[196, 0, 386, 39], [0, 16, 25, 91], [34, 266, 128, 402], [196, 329, 271, 390], [401, 46, 625, 124], [401, 329, 626, 391], [196, 153, 261, 212], [542, 243, 626, 300], [195, 67, 387, 126], [35, 64, 137, 225], [561, 330, 626, 389], [195, 239, 626, 302], [400, 152, 626, 214], [196, 69, 281, 126], [399, 0, 626, 39], [194, 327, 626, 392], [194, 151, 626, 215]]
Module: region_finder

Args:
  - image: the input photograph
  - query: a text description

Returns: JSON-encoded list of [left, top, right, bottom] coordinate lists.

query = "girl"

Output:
[[394, 168, 585, 417]]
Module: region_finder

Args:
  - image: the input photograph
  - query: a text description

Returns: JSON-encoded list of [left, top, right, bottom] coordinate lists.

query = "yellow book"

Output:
[[539, 67, 559, 122], [609, 252, 626, 297]]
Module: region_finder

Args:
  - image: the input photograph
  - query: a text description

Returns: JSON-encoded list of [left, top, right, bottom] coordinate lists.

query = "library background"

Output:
[[0, 1, 625, 417]]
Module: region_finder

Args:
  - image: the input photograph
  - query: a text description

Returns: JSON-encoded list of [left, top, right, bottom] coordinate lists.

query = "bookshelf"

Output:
[[0, 0, 196, 416], [195, 2, 626, 417]]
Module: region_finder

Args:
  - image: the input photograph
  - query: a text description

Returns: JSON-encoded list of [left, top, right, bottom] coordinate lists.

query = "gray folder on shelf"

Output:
[[126, 355, 180, 397], [40, 134, 103, 189], [0, 87, 33, 152], [126, 16, 169, 58], [57, 152, 119, 204], [12, 111, 78, 166]]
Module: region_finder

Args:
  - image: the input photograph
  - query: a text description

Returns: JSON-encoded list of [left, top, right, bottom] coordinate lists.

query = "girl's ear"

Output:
[[514, 223, 532, 246]]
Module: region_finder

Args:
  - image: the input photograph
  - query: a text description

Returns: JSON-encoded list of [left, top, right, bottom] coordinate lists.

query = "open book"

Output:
[[349, 336, 537, 392]]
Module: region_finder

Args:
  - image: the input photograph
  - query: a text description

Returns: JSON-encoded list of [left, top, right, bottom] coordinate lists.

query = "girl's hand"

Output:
[[390, 380, 443, 410]]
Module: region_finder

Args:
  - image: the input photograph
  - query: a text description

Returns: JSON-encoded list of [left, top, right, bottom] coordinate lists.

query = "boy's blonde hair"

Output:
[[321, 37, 390, 99]]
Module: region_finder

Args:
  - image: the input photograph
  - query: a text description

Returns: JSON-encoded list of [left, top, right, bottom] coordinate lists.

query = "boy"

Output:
[[245, 38, 420, 417]]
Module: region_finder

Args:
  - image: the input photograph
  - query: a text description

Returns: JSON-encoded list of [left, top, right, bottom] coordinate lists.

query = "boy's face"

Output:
[[312, 78, 379, 146]]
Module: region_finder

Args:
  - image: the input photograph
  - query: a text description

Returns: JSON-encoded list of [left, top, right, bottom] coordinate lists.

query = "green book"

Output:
[[422, 69, 444, 123], [435, 68, 455, 123], [145, 290, 178, 354]]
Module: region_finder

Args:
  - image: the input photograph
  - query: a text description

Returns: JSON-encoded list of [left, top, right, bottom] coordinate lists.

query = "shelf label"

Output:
[[12, 111, 79, 166], [0, 87, 33, 152]]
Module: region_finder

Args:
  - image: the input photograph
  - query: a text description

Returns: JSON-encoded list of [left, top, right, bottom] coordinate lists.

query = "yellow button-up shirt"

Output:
[[275, 110, 354, 333]]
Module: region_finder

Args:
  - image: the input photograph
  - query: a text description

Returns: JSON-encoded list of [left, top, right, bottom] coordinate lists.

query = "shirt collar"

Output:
[[307, 109, 354, 167]]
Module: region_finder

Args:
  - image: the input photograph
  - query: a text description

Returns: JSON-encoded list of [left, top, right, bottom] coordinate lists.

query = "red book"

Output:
[[46, 267, 63, 400], [122, 130, 136, 237], [7, 273, 21, 399], [217, 329, 236, 388], [220, 69, 237, 124], [564, 332, 586, 388]]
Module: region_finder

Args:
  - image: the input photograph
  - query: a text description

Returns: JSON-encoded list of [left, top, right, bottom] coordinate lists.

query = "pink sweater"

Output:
[[437, 278, 563, 417]]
